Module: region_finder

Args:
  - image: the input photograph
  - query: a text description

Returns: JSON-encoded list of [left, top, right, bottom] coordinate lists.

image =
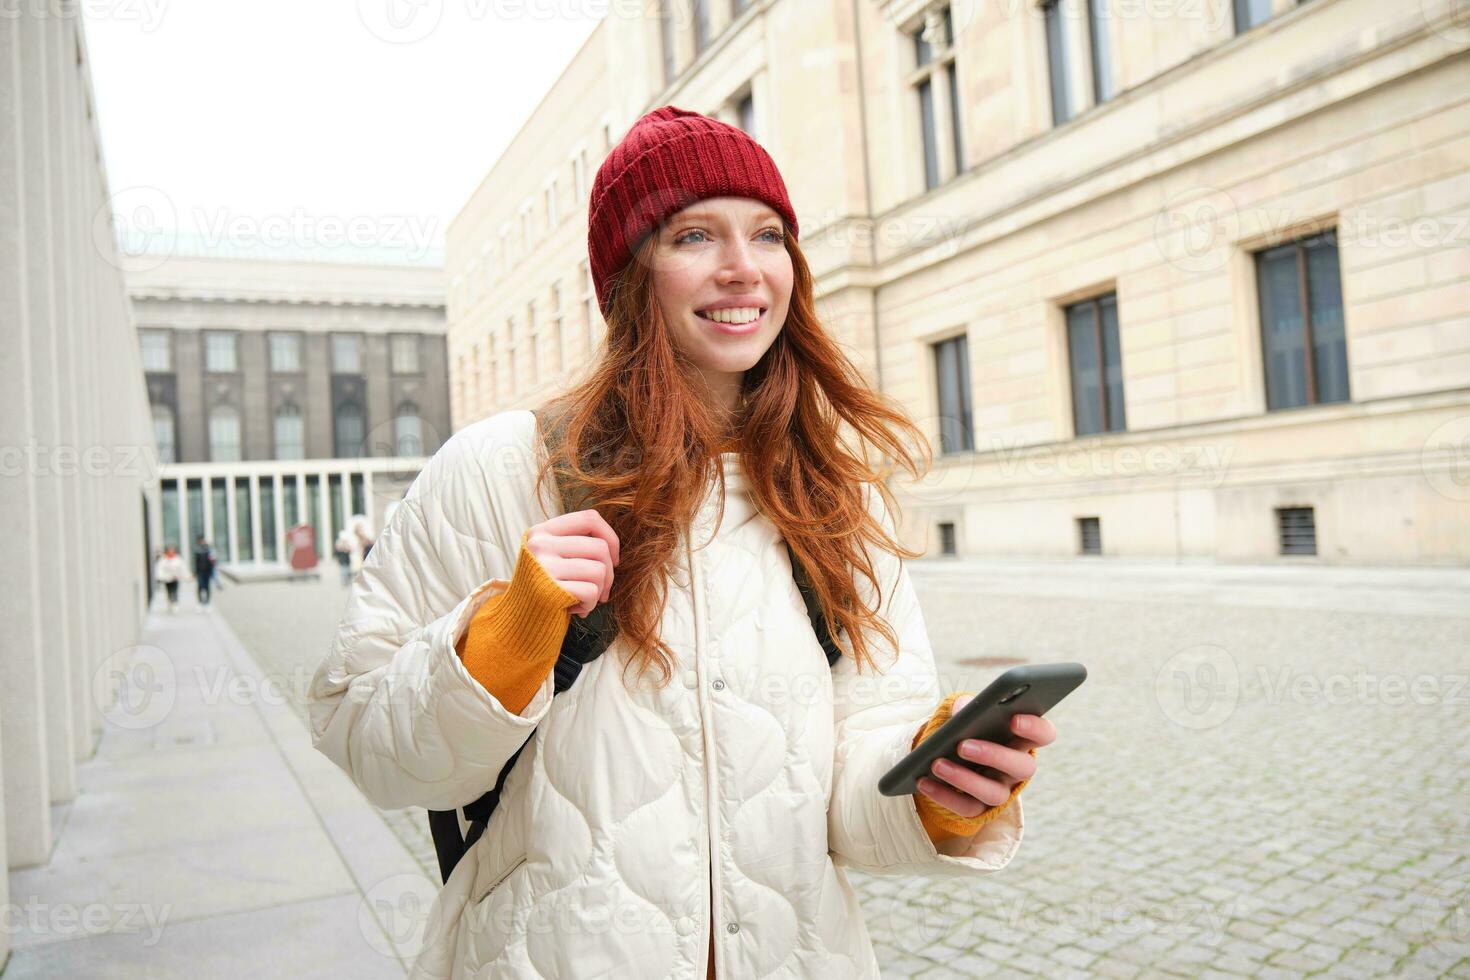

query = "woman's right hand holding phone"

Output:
[[524, 509, 621, 619]]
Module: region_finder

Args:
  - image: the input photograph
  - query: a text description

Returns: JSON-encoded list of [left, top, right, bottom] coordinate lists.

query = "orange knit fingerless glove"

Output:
[[911, 691, 1037, 844]]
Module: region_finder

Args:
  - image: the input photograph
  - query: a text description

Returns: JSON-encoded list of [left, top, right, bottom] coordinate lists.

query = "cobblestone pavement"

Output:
[[217, 559, 1470, 978]]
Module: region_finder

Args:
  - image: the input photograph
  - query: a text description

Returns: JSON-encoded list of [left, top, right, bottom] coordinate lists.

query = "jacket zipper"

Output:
[[473, 854, 527, 906], [687, 526, 723, 980]]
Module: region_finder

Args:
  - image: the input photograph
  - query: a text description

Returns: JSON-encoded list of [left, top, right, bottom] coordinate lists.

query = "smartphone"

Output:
[[878, 662, 1087, 797]]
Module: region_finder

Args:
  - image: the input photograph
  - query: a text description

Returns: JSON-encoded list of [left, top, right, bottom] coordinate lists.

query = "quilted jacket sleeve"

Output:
[[306, 413, 562, 812], [826, 486, 1024, 879]]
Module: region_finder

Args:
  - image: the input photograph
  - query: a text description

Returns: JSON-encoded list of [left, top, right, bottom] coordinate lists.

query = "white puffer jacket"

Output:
[[308, 409, 1024, 979]]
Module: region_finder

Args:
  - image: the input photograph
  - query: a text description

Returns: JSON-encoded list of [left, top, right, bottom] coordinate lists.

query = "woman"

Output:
[[309, 106, 1056, 979], [153, 544, 187, 612]]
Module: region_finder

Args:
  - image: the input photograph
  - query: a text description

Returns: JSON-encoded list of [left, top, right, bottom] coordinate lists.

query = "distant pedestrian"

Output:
[[334, 530, 354, 586], [154, 544, 187, 613], [193, 535, 217, 606]]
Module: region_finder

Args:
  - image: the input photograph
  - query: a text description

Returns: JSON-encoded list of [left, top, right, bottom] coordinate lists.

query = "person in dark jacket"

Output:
[[193, 535, 217, 606]]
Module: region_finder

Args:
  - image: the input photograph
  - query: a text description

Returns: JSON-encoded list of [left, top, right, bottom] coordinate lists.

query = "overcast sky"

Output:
[[83, 0, 603, 264]]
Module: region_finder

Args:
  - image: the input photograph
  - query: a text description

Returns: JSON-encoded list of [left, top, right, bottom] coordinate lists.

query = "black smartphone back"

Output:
[[878, 662, 1087, 797]]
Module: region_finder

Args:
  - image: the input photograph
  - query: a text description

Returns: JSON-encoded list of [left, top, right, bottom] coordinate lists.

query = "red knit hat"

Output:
[[587, 105, 800, 315]]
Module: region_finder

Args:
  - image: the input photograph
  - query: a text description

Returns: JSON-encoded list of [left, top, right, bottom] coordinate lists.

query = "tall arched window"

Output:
[[393, 401, 423, 456], [151, 402, 176, 464], [274, 402, 305, 460], [208, 404, 241, 462], [334, 402, 365, 458]]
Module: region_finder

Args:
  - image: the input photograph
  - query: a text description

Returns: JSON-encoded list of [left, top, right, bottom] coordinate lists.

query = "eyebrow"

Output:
[[670, 208, 782, 226]]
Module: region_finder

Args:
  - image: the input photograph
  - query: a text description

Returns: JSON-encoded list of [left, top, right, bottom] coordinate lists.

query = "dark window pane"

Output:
[[1100, 294, 1126, 431], [187, 479, 204, 545], [335, 403, 366, 458], [260, 481, 276, 561], [1088, 0, 1114, 103], [1078, 516, 1102, 555], [693, 0, 709, 53], [660, 0, 677, 83], [1257, 245, 1309, 410], [162, 480, 179, 551], [918, 78, 939, 190], [1233, 0, 1273, 32], [934, 336, 973, 453], [283, 479, 299, 528], [956, 334, 973, 449], [1043, 0, 1072, 125], [913, 26, 932, 66], [306, 476, 322, 557], [1067, 304, 1102, 436], [1277, 506, 1317, 555], [947, 64, 963, 174], [211, 480, 228, 560], [1306, 232, 1349, 404], [235, 477, 253, 561], [329, 474, 344, 543]]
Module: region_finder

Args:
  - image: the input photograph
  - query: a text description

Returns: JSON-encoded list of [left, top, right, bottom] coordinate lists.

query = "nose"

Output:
[[717, 237, 761, 284]]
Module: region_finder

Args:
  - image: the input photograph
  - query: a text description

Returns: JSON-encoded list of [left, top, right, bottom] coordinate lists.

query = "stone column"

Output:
[[1, 6, 54, 870], [20, 1, 78, 805]]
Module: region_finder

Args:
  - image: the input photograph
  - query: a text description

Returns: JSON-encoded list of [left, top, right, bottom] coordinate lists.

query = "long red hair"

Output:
[[534, 228, 932, 689]]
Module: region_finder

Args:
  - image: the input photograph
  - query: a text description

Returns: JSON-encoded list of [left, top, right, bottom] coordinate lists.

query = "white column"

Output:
[[249, 474, 263, 563], [148, 480, 164, 575], [20, 6, 76, 807], [363, 467, 375, 532], [0, 1, 11, 910], [177, 479, 191, 560], [225, 473, 238, 563], [317, 472, 332, 560], [272, 472, 285, 561], [296, 472, 306, 524], [0, 5, 53, 869], [202, 475, 214, 548], [48, 16, 91, 765], [338, 468, 352, 525]]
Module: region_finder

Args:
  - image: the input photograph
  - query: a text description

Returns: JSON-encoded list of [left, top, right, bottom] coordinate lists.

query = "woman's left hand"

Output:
[[914, 698, 1057, 818]]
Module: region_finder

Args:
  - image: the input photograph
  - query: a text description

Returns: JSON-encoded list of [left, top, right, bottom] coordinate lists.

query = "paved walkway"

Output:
[[0, 589, 428, 978], [4, 558, 1467, 978]]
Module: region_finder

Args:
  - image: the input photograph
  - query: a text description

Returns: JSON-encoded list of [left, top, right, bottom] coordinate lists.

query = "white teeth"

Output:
[[699, 307, 762, 325]]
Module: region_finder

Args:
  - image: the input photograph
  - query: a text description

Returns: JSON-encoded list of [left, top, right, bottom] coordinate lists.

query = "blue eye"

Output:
[[674, 228, 786, 245]]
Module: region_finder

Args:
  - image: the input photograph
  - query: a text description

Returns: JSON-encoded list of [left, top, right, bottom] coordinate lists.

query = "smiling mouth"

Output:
[[696, 308, 766, 325]]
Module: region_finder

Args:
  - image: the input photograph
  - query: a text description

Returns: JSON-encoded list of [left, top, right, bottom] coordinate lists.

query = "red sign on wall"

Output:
[[287, 524, 318, 571]]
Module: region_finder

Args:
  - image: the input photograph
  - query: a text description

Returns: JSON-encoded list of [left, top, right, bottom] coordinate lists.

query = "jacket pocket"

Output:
[[473, 855, 527, 906]]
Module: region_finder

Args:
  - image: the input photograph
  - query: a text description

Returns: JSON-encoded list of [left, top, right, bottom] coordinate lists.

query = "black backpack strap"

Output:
[[788, 542, 844, 668], [428, 406, 622, 884]]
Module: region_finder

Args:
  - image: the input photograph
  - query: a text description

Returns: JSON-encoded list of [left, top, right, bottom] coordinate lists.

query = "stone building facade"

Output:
[[446, 0, 1469, 564]]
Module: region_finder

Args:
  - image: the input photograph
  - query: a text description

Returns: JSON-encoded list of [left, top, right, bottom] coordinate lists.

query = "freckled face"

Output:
[[648, 197, 794, 402]]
